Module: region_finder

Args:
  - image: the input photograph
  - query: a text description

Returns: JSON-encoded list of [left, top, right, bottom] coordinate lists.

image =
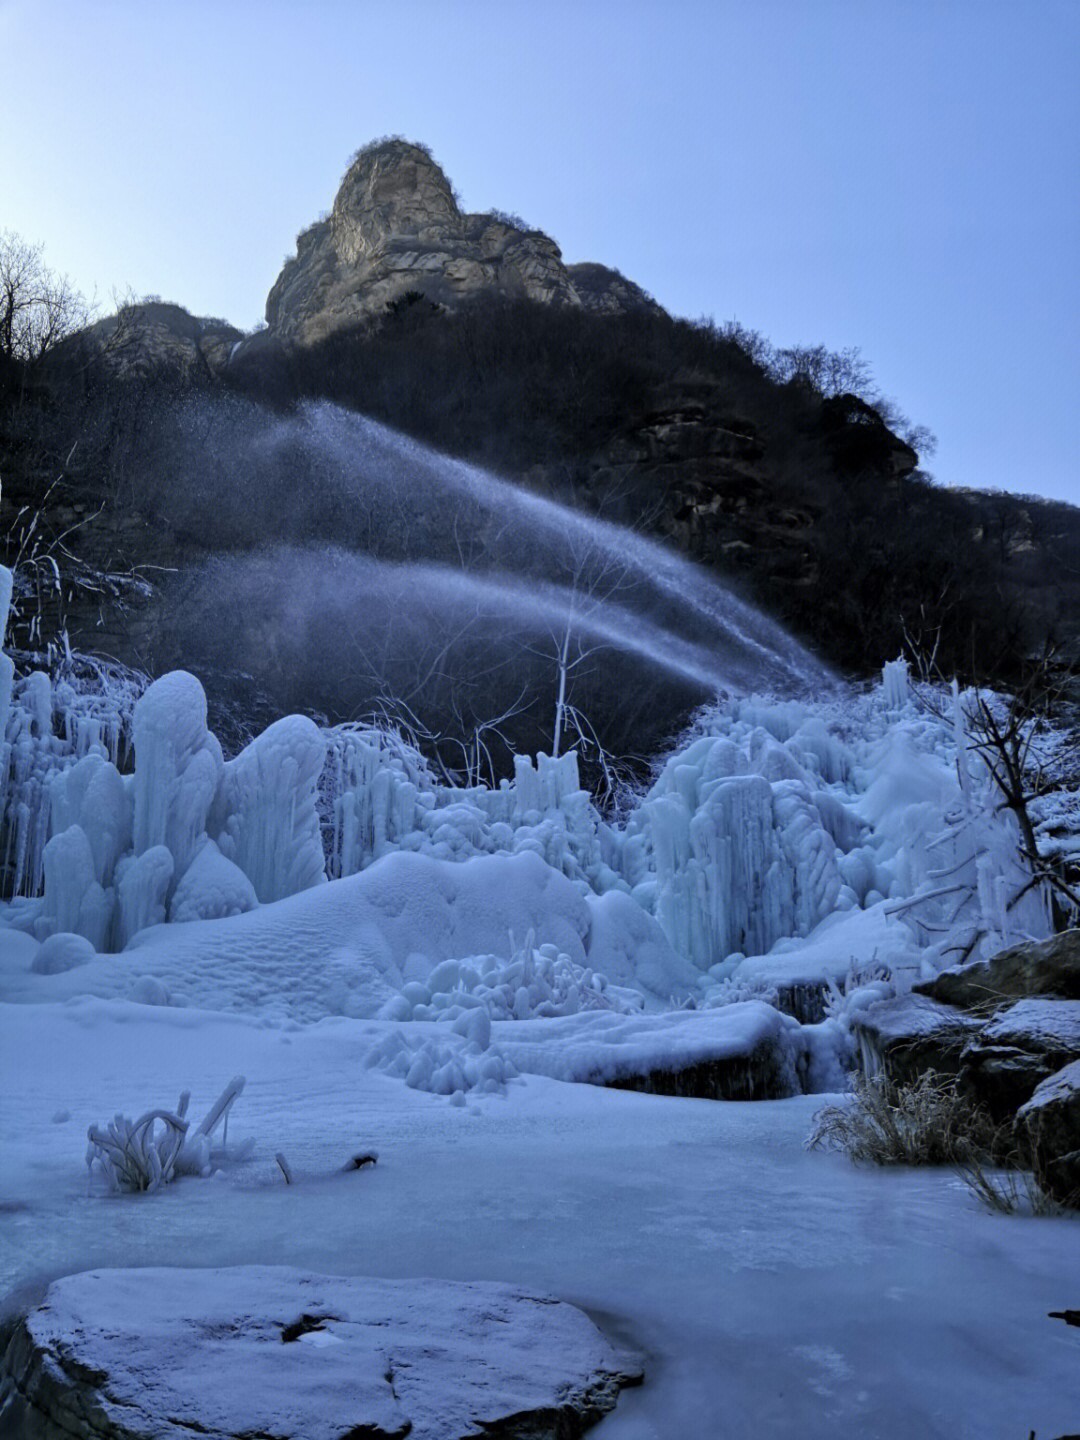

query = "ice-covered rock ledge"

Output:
[[0, 1267, 643, 1440], [496, 1001, 846, 1099]]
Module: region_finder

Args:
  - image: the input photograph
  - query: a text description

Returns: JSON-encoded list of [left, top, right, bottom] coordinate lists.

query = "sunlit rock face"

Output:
[[57, 302, 242, 385], [263, 139, 661, 346]]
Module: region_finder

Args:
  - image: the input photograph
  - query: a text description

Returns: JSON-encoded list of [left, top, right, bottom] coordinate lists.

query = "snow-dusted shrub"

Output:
[[807, 1043, 1075, 1214], [951, 1152, 1074, 1217], [86, 1076, 246, 1194]]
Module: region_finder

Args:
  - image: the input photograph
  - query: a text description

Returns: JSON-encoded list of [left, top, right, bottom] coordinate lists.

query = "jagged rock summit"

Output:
[[265, 138, 662, 347]]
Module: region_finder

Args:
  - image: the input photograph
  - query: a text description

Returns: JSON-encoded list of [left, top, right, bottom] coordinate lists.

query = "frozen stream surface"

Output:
[[1, 998, 1077, 1439]]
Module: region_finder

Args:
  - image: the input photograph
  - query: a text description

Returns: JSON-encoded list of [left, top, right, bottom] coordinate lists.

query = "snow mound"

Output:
[[169, 839, 259, 923], [30, 931, 95, 975], [366, 1024, 519, 1099], [0, 852, 601, 1021]]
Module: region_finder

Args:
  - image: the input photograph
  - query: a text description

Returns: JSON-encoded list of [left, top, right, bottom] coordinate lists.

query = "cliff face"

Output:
[[263, 140, 661, 347]]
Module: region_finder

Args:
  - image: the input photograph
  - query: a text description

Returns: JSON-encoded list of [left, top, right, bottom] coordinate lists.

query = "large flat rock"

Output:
[[0, 1267, 642, 1440]]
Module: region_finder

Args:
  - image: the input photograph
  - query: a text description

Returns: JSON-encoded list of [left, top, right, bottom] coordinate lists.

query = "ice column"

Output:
[[131, 671, 223, 885], [210, 714, 327, 902], [0, 566, 13, 743]]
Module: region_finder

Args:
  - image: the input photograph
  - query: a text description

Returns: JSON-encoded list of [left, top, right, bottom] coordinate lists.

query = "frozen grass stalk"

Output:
[[86, 1076, 246, 1194]]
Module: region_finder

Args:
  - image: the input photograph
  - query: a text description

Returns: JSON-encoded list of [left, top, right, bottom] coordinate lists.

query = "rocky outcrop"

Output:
[[858, 937, 1080, 1195], [959, 999, 1080, 1119], [0, 1266, 642, 1439], [915, 929, 1080, 1009], [583, 374, 818, 584], [1018, 1060, 1080, 1204], [853, 994, 984, 1083], [261, 140, 661, 348], [498, 1002, 811, 1100], [566, 261, 659, 316], [59, 301, 242, 386]]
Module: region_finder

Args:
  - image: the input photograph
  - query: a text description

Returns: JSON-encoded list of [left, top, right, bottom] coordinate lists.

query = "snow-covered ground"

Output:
[[1, 1000, 1076, 1439]]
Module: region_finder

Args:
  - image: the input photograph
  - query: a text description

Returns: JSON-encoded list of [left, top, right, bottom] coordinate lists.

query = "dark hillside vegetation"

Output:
[[226, 295, 1079, 683]]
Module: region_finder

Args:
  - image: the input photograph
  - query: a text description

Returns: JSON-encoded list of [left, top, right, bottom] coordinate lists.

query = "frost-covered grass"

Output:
[[85, 1076, 248, 1193], [806, 1071, 1075, 1218], [806, 1071, 996, 1168], [951, 1153, 1074, 1218]]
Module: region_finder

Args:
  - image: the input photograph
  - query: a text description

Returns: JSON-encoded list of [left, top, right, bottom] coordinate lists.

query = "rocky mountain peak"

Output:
[[331, 139, 461, 263], [263, 137, 662, 347]]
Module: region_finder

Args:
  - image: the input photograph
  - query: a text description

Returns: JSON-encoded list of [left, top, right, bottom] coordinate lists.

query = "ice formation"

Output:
[[0, 567, 13, 745], [376, 936, 644, 1026], [131, 671, 222, 879], [168, 840, 258, 924], [1, 583, 1064, 1020], [210, 715, 326, 902], [365, 1023, 519, 1099], [0, 567, 145, 906], [1, 656, 330, 949]]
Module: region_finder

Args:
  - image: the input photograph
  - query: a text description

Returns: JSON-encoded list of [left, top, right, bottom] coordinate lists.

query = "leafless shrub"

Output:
[[86, 1076, 247, 1195]]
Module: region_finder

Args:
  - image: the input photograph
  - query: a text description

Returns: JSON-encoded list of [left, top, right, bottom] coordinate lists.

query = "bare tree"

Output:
[[0, 231, 91, 366], [906, 637, 1080, 931]]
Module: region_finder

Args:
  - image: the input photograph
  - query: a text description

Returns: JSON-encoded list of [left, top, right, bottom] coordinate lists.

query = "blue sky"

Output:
[[2, 0, 1077, 505]]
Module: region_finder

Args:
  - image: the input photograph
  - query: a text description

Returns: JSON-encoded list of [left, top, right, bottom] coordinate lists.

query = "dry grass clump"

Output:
[[951, 1155, 1070, 1217], [807, 1070, 1073, 1216], [807, 1070, 992, 1166]]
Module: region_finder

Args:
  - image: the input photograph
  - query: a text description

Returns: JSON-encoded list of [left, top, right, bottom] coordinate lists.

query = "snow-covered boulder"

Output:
[[959, 999, 1080, 1118], [852, 994, 983, 1082], [916, 929, 1080, 1008], [1017, 1060, 1080, 1206], [0, 1267, 643, 1439]]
